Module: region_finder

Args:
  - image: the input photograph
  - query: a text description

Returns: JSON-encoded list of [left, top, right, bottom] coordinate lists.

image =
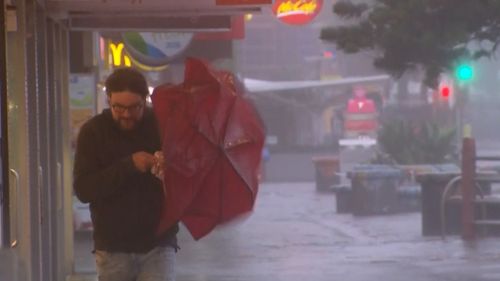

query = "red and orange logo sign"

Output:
[[272, 0, 323, 25]]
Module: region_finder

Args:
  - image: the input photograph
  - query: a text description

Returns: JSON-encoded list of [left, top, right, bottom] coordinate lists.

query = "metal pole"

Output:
[[461, 137, 476, 240]]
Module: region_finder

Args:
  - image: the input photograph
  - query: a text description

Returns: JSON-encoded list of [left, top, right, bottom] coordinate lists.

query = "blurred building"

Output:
[[234, 0, 388, 151]]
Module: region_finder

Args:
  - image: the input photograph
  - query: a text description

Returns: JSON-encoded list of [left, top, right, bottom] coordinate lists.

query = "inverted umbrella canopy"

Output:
[[152, 58, 265, 240]]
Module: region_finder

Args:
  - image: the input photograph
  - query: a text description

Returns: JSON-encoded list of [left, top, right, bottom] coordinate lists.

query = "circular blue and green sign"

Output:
[[122, 32, 193, 68]]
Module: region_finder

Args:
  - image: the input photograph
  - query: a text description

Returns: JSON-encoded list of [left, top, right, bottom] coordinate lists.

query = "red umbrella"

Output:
[[152, 58, 265, 240]]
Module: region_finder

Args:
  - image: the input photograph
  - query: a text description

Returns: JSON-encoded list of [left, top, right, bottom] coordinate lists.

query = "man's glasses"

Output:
[[110, 102, 144, 114]]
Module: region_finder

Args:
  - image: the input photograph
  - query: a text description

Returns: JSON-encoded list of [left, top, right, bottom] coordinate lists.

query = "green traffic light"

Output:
[[455, 64, 474, 81]]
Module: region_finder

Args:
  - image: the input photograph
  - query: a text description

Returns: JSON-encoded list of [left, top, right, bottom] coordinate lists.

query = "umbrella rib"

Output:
[[220, 96, 258, 198], [222, 151, 256, 197]]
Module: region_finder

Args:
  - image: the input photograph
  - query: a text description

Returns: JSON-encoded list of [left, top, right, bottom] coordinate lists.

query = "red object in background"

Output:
[[344, 119, 378, 131], [194, 15, 245, 40], [272, 0, 323, 25], [440, 85, 451, 98], [344, 91, 378, 135], [346, 97, 377, 114], [216, 0, 272, 5], [441, 86, 450, 98], [151, 58, 265, 240]]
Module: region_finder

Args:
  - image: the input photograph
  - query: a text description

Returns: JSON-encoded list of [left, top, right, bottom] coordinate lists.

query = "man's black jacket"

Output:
[[73, 108, 177, 253]]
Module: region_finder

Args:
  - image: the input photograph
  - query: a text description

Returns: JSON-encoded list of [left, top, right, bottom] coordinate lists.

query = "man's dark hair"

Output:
[[105, 67, 149, 98]]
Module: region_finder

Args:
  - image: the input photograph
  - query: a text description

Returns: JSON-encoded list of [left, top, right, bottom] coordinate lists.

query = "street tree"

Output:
[[320, 0, 500, 88]]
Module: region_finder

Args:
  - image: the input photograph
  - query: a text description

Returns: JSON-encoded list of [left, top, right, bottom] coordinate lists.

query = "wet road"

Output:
[[73, 182, 500, 281]]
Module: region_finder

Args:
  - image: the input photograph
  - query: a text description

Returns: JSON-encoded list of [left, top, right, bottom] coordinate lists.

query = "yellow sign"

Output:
[[109, 42, 131, 67], [272, 0, 322, 25], [276, 0, 318, 15], [106, 41, 168, 71]]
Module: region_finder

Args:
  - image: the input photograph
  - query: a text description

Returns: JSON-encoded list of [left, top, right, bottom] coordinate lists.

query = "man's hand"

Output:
[[132, 151, 155, 173], [151, 151, 164, 180]]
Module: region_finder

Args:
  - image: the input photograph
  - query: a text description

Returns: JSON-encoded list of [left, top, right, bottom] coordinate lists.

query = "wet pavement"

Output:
[[73, 182, 500, 281]]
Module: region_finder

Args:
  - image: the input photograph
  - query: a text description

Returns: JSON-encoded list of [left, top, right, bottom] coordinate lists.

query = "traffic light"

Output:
[[440, 85, 451, 98], [439, 82, 453, 99], [455, 63, 474, 82]]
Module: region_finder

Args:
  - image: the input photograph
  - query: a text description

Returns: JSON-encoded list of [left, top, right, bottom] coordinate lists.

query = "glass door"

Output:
[[0, 0, 8, 247]]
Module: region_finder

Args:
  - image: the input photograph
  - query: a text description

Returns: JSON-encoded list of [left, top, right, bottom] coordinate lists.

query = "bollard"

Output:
[[461, 137, 476, 240]]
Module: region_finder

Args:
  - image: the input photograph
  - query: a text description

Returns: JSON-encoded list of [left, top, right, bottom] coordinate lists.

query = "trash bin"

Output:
[[333, 184, 352, 213], [396, 185, 421, 213], [415, 164, 461, 236], [347, 165, 402, 216], [312, 156, 340, 191]]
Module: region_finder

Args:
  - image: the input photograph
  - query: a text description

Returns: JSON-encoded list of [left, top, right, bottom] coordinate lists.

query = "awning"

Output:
[[47, 0, 271, 31], [244, 75, 391, 93]]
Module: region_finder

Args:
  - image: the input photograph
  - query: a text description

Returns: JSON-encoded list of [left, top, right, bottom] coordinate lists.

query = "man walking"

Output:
[[73, 67, 178, 281]]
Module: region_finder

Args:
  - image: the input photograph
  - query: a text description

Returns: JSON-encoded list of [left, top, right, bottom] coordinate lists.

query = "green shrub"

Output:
[[376, 120, 456, 165]]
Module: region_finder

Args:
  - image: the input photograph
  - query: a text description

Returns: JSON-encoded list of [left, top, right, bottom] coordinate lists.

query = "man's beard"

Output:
[[116, 118, 139, 131]]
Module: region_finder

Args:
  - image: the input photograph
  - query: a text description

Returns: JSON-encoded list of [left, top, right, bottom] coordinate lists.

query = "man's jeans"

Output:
[[94, 246, 176, 281]]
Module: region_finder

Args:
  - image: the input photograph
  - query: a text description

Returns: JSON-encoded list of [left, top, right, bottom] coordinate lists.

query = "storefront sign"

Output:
[[195, 15, 245, 40], [122, 32, 193, 68], [109, 42, 131, 67], [272, 0, 322, 25], [107, 40, 168, 71], [216, 0, 271, 4]]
